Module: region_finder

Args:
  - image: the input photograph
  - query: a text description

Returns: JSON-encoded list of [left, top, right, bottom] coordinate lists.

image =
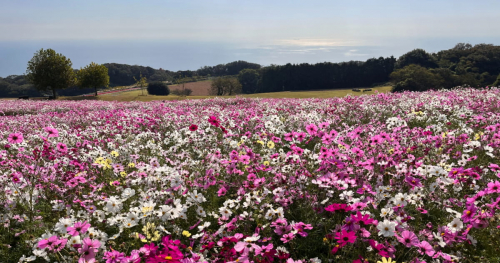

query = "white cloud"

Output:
[[344, 49, 368, 57]]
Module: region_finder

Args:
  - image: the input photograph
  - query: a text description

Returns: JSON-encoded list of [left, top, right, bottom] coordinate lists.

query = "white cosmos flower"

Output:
[[447, 218, 463, 232], [196, 206, 206, 217], [67, 235, 82, 247], [198, 222, 211, 231], [219, 207, 232, 217], [393, 193, 408, 207], [105, 196, 123, 214], [187, 190, 207, 204], [127, 212, 139, 224], [121, 188, 136, 199], [380, 208, 393, 218], [122, 218, 138, 228], [377, 220, 397, 237], [54, 218, 74, 234]]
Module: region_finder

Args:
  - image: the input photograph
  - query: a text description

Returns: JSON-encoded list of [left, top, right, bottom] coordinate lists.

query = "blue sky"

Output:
[[1, 0, 499, 76]]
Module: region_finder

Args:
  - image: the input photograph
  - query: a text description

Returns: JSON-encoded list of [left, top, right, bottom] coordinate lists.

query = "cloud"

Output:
[[273, 39, 361, 47], [246, 38, 364, 55], [344, 49, 368, 57]]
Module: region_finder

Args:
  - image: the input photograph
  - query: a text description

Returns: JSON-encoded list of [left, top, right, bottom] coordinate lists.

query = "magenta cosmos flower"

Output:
[[334, 230, 357, 246], [396, 230, 419, 247], [207, 116, 220, 127], [7, 133, 23, 144]]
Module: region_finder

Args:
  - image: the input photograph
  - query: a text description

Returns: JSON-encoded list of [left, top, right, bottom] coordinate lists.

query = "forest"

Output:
[[1, 43, 499, 97]]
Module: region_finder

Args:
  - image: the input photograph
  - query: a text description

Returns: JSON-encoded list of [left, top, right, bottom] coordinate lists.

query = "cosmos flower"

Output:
[[67, 221, 91, 236], [396, 230, 419, 247], [44, 127, 59, 137], [7, 133, 23, 144], [334, 230, 357, 246], [377, 220, 397, 237]]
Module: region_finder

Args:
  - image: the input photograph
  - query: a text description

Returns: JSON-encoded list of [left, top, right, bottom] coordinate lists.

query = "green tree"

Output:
[[390, 64, 443, 92], [76, 62, 109, 96], [238, 69, 260, 94], [25, 48, 75, 98], [493, 73, 500, 87], [395, 48, 438, 69], [134, 73, 148, 96], [210, 77, 225, 96], [147, 81, 170, 95], [210, 77, 242, 96]]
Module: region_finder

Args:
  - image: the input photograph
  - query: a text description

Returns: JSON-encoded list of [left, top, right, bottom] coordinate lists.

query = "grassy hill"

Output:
[[60, 85, 392, 101]]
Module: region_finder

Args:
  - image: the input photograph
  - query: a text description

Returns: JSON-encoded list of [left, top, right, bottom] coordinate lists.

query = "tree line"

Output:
[[391, 43, 500, 92], [1, 43, 499, 98]]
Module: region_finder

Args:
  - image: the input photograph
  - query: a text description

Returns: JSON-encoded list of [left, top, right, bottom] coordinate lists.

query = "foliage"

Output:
[[210, 77, 242, 95], [170, 88, 193, 96], [76, 62, 110, 96], [391, 65, 443, 92], [196, 60, 261, 77], [238, 68, 260, 94], [147, 81, 170, 96], [394, 48, 438, 69], [25, 48, 76, 98], [105, 63, 160, 87], [492, 73, 500, 87], [133, 73, 148, 96], [391, 64, 484, 92], [258, 57, 396, 93]]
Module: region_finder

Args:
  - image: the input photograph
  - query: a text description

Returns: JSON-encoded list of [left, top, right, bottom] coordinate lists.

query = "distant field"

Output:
[[67, 85, 393, 101], [168, 80, 212, 96]]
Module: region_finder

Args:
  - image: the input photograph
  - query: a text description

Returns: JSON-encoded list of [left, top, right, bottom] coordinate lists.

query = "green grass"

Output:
[[60, 86, 393, 101]]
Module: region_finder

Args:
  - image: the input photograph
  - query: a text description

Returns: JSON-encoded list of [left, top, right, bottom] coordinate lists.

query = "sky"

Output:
[[1, 0, 499, 77]]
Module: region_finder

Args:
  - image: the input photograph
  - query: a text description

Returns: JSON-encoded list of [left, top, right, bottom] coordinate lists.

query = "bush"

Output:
[[147, 82, 170, 95], [171, 88, 193, 96]]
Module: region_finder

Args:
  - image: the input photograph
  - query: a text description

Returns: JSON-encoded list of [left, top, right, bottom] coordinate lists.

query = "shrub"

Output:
[[147, 82, 170, 95], [171, 88, 193, 96]]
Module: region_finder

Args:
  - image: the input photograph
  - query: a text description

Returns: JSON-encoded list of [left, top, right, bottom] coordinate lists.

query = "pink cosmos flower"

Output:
[[82, 237, 100, 251], [217, 186, 227, 197], [67, 221, 91, 236], [57, 142, 68, 153], [325, 203, 353, 213], [52, 238, 67, 252], [417, 241, 435, 256], [292, 222, 313, 237], [234, 241, 262, 256], [7, 133, 23, 144], [462, 205, 477, 223], [44, 127, 59, 137], [11, 176, 21, 184], [38, 235, 59, 249], [334, 230, 357, 245], [487, 181, 500, 194], [280, 233, 295, 243], [396, 230, 419, 247], [305, 123, 318, 135], [208, 116, 220, 127], [103, 250, 125, 263]]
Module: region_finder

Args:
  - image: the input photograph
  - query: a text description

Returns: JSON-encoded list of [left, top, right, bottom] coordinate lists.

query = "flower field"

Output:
[[1, 88, 500, 263]]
